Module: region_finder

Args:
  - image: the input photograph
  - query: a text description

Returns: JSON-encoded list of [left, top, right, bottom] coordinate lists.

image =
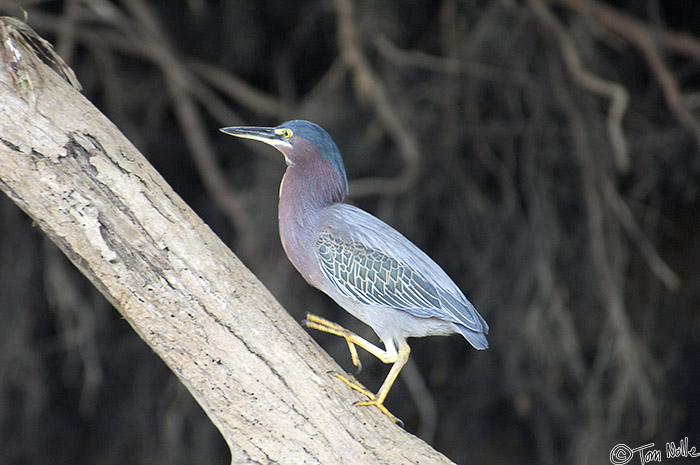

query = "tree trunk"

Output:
[[0, 18, 454, 465]]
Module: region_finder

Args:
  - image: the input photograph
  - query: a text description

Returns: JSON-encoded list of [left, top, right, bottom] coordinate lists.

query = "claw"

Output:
[[353, 398, 404, 426], [352, 357, 362, 375], [329, 371, 403, 425]]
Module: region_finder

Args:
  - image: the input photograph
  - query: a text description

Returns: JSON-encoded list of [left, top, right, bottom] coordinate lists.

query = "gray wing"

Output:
[[314, 204, 489, 338]]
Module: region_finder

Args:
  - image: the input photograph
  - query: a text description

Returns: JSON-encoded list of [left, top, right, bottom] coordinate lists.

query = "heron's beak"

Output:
[[220, 126, 292, 149]]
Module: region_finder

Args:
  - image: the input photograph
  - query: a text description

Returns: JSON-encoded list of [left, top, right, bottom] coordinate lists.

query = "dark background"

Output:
[[1, 1, 699, 464]]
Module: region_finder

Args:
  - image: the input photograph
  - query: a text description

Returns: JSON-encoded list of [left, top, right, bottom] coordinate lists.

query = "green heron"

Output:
[[221, 120, 488, 423]]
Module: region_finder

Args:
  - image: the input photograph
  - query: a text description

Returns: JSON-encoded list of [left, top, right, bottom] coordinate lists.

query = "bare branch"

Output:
[[374, 35, 531, 87], [529, 0, 631, 172], [601, 180, 680, 291], [334, 0, 422, 197], [122, 0, 258, 257], [552, 0, 700, 153], [0, 18, 455, 464], [187, 58, 282, 118]]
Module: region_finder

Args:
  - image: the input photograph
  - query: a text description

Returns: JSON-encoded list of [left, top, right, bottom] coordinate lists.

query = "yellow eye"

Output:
[[281, 128, 292, 139]]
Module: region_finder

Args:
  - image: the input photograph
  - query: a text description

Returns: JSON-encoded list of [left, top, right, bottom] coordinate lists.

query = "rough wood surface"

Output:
[[0, 20, 455, 465]]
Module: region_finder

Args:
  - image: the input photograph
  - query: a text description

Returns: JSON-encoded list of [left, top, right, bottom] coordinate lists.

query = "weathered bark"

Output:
[[0, 19, 455, 465]]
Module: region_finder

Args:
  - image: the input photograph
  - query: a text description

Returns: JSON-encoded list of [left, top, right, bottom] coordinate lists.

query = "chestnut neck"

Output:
[[278, 154, 346, 287]]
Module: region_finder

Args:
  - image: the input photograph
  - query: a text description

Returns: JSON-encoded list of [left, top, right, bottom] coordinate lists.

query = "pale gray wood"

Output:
[[0, 19, 454, 465]]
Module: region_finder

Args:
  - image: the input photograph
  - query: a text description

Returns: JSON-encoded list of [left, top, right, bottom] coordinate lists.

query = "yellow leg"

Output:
[[302, 313, 410, 424]]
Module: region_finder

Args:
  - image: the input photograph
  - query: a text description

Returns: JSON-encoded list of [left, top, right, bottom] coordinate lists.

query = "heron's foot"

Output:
[[302, 313, 363, 371], [329, 370, 373, 398], [353, 398, 403, 427], [304, 313, 406, 425], [329, 371, 403, 426]]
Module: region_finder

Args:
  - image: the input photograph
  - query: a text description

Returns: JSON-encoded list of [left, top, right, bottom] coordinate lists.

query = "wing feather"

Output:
[[314, 204, 488, 334]]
